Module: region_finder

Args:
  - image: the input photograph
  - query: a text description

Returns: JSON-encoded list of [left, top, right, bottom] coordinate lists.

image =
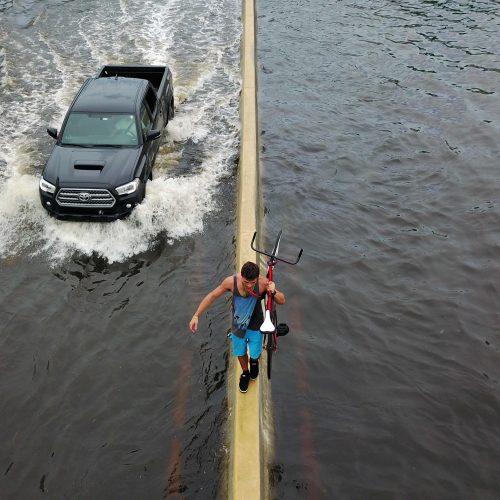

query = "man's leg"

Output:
[[237, 354, 249, 372], [246, 329, 263, 380], [230, 335, 250, 393], [237, 354, 250, 393], [249, 357, 259, 380]]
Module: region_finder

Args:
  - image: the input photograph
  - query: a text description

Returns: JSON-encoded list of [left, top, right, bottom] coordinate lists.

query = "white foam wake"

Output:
[[0, 0, 241, 264]]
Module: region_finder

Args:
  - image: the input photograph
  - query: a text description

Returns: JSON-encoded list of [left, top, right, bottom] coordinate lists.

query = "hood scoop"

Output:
[[74, 160, 105, 171]]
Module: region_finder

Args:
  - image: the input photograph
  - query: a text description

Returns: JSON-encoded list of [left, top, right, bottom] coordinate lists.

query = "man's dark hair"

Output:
[[241, 261, 260, 280]]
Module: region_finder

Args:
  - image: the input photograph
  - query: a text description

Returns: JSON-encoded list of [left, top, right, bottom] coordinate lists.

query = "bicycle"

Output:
[[251, 230, 302, 379]]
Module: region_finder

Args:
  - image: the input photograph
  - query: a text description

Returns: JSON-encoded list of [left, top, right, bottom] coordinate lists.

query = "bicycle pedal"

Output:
[[277, 323, 289, 337]]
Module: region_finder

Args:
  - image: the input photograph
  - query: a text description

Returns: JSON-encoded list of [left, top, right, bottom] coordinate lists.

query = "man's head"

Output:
[[241, 261, 260, 280], [241, 262, 260, 292]]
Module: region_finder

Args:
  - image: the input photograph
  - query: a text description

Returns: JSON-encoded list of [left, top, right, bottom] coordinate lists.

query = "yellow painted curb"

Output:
[[228, 0, 265, 499]]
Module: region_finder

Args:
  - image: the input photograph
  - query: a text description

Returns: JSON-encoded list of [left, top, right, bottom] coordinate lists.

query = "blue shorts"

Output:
[[229, 329, 263, 359]]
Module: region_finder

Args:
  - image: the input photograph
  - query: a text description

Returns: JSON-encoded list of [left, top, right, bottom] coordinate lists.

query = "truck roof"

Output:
[[71, 77, 148, 114]]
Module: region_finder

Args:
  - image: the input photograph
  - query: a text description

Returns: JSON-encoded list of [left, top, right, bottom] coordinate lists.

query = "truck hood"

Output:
[[42, 145, 142, 188]]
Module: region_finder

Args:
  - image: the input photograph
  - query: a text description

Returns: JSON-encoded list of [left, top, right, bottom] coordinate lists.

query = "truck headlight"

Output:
[[39, 178, 56, 194], [116, 179, 140, 196]]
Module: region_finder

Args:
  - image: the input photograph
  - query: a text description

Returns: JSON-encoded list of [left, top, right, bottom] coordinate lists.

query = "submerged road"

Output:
[[3, 0, 498, 497]]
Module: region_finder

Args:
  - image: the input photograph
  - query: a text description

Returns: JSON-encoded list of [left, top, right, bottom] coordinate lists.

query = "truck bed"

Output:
[[97, 65, 167, 93]]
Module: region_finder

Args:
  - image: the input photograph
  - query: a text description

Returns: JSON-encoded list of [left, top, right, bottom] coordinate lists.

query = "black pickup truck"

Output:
[[39, 64, 174, 220]]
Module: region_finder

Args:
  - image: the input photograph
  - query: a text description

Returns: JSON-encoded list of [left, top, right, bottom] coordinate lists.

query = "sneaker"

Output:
[[239, 371, 250, 393], [249, 358, 259, 380]]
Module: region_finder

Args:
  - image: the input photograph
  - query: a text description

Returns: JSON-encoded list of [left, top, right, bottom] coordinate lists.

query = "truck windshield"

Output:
[[61, 112, 139, 146]]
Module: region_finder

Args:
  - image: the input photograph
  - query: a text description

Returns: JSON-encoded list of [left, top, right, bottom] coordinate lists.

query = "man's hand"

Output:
[[266, 281, 276, 294], [266, 280, 285, 304], [189, 315, 199, 333]]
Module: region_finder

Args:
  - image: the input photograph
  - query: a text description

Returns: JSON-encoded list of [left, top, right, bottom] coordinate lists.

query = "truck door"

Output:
[[140, 104, 154, 179], [144, 86, 162, 160], [145, 86, 161, 129]]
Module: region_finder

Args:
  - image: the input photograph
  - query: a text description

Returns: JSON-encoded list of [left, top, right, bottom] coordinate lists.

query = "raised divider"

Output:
[[228, 0, 265, 498]]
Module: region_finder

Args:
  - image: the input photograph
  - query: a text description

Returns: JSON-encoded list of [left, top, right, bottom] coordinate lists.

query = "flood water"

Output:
[[0, 0, 240, 498], [1, 0, 500, 498], [257, 0, 500, 498]]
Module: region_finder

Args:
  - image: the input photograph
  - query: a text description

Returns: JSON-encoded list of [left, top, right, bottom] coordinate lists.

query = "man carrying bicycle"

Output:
[[188, 261, 286, 393]]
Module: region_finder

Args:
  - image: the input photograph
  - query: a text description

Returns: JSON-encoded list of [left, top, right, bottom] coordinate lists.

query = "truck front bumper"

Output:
[[39, 188, 143, 221]]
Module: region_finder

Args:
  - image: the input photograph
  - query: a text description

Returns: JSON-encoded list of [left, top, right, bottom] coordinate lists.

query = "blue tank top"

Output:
[[232, 274, 260, 338]]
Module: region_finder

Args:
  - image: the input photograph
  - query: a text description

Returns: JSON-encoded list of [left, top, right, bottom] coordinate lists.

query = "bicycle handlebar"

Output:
[[250, 232, 303, 265]]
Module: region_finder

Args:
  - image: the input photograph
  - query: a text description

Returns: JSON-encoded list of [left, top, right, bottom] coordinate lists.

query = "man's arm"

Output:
[[189, 276, 233, 332], [261, 276, 286, 305]]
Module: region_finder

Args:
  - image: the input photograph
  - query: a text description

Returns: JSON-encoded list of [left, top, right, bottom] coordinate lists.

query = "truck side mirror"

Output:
[[47, 127, 58, 140], [146, 129, 161, 142]]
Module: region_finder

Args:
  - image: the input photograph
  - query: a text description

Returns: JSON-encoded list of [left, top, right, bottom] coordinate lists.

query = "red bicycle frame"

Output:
[[251, 230, 302, 346]]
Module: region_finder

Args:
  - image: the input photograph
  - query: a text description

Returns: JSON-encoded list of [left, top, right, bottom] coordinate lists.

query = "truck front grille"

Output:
[[56, 188, 116, 208]]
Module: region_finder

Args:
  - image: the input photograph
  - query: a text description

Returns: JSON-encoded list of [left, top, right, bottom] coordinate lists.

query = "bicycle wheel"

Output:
[[266, 311, 278, 379], [266, 333, 274, 379]]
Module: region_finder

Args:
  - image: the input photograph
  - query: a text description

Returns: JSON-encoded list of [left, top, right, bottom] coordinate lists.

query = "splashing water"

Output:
[[0, 0, 241, 264]]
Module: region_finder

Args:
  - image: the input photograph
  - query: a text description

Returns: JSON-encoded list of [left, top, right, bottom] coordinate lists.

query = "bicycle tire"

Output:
[[266, 332, 274, 379], [266, 310, 278, 379]]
